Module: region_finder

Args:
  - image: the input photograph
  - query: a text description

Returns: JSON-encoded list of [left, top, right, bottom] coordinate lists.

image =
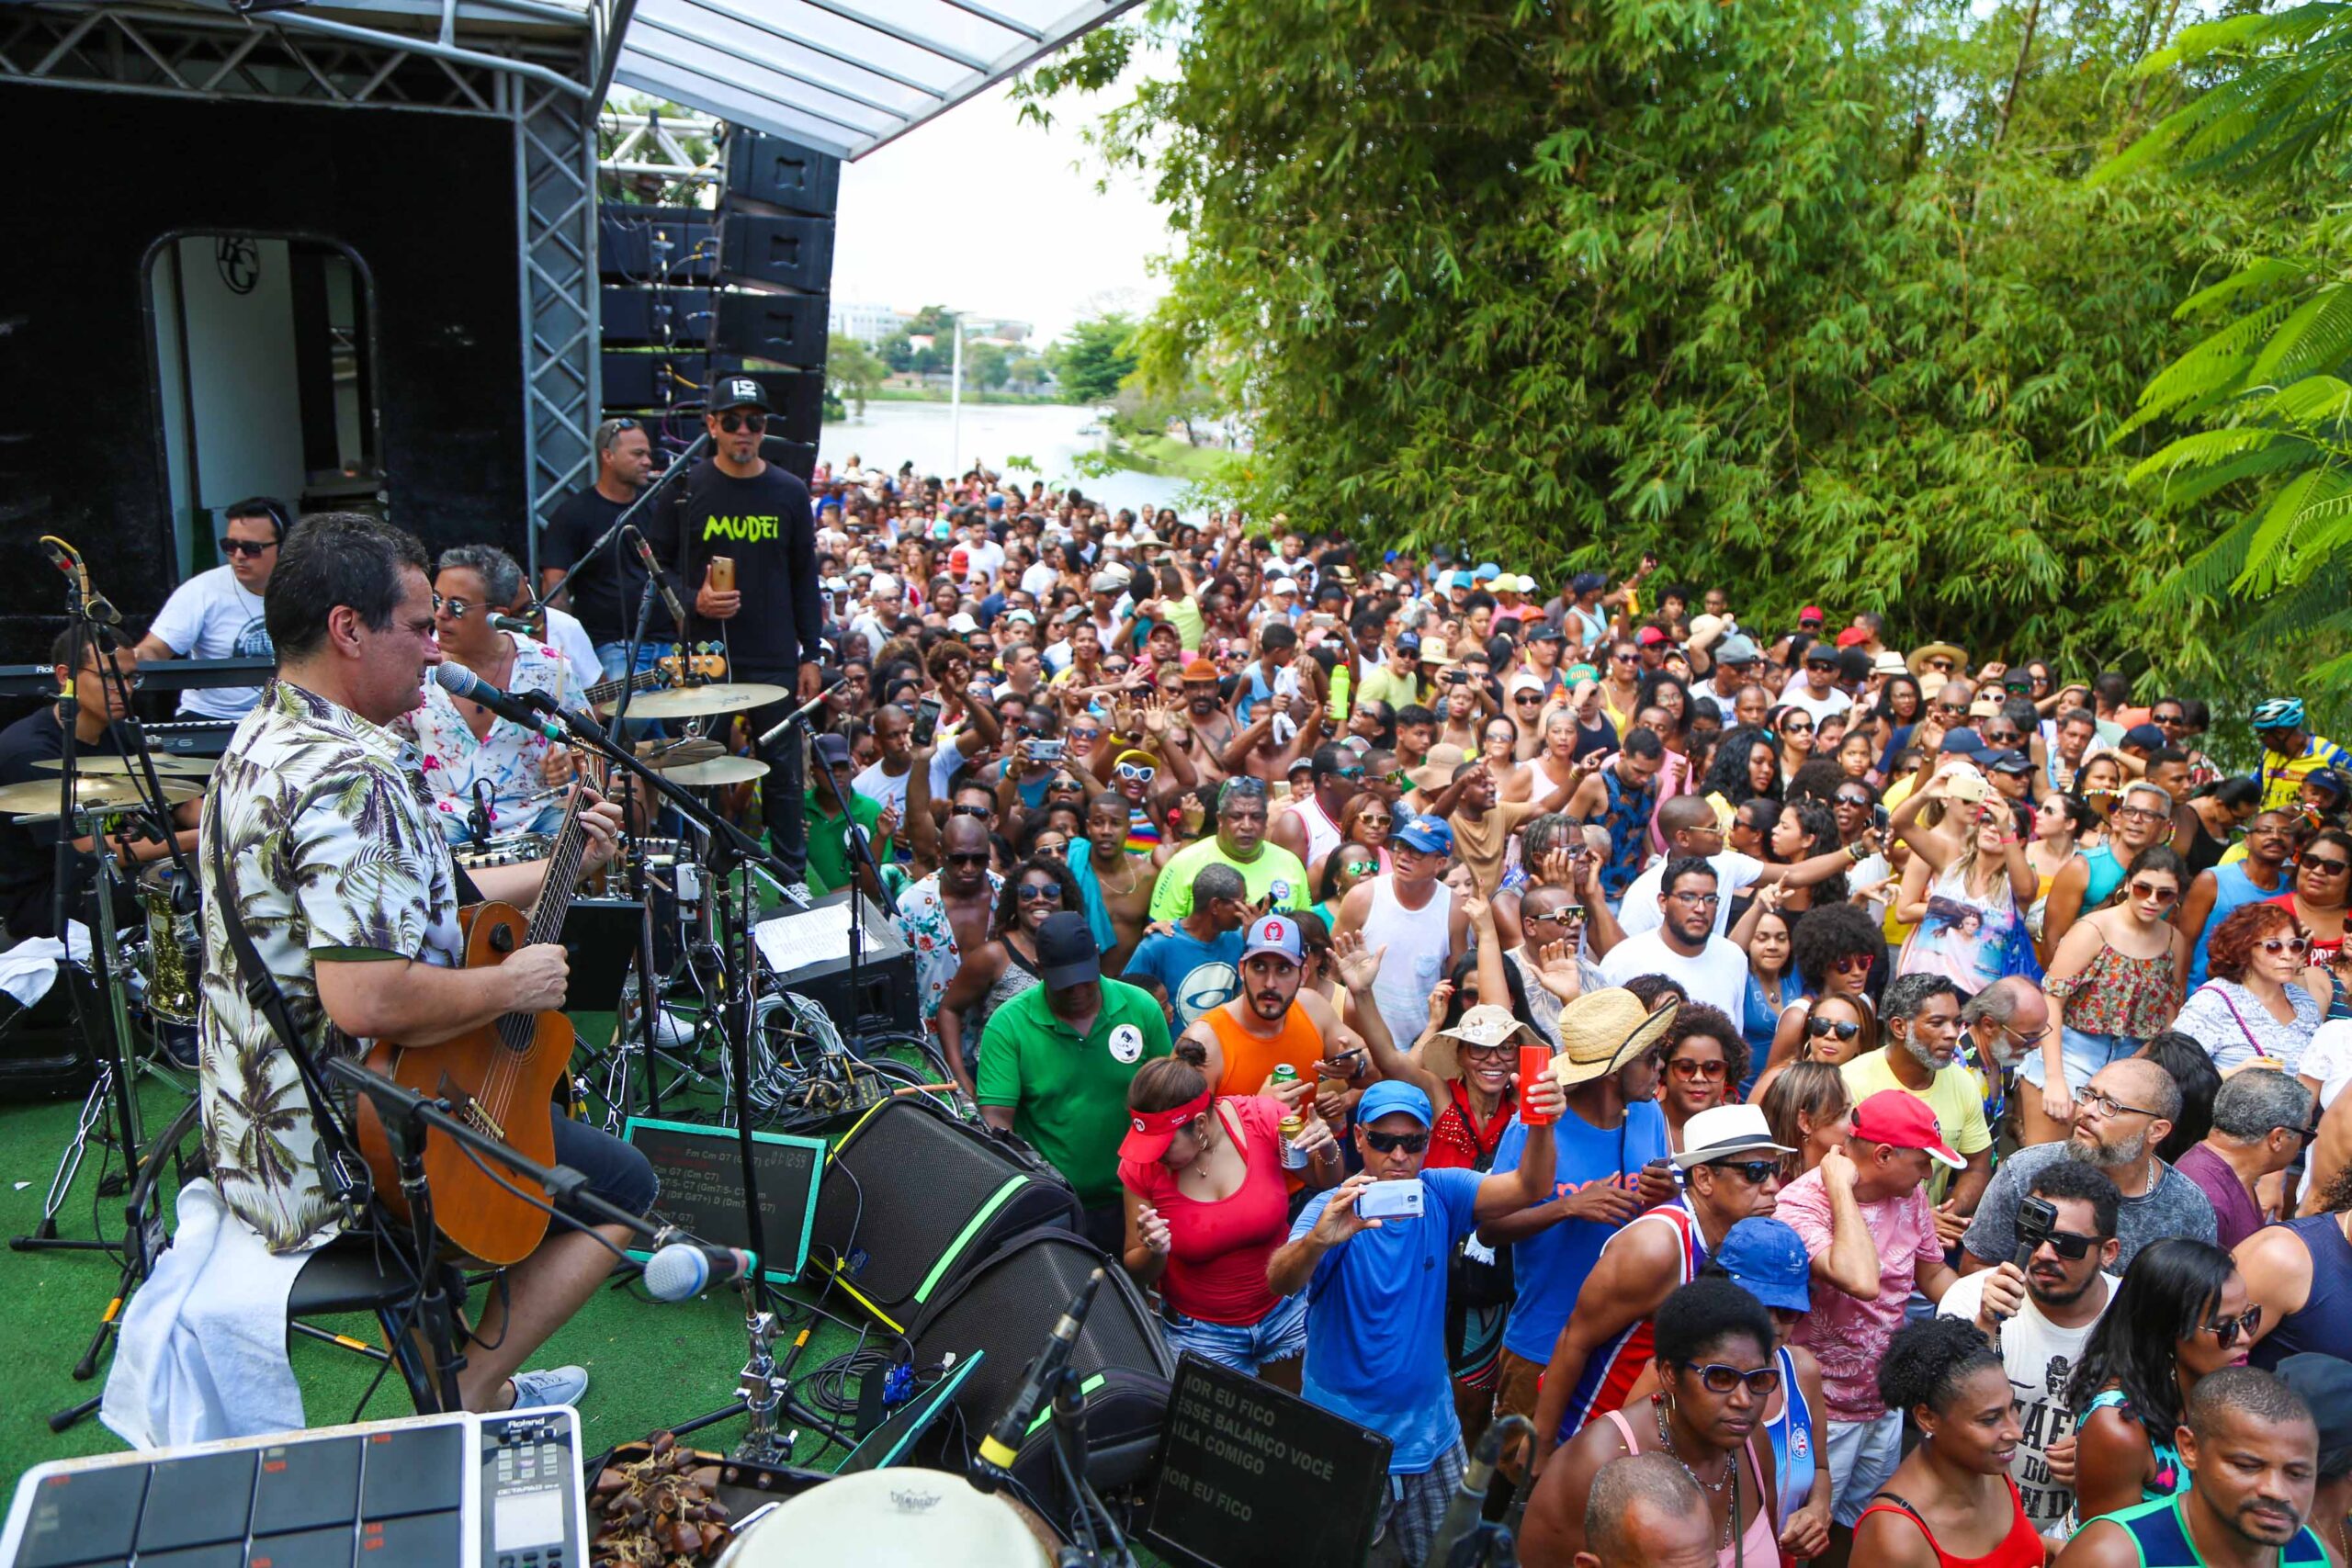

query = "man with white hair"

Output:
[[2175, 1068, 2316, 1249], [846, 571, 902, 660]]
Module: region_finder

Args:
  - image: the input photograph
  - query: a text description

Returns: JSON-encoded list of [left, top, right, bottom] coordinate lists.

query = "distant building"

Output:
[[829, 300, 909, 347], [961, 316, 1032, 344]]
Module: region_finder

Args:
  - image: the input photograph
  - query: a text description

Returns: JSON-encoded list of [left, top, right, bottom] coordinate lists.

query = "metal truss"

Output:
[[598, 104, 724, 184], [518, 76, 600, 566]]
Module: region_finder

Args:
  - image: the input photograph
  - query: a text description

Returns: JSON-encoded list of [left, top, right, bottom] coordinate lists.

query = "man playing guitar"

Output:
[[198, 512, 644, 1415]]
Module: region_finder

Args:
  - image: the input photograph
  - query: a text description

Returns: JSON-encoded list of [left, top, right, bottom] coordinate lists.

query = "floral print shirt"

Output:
[[897, 869, 1002, 1022], [198, 681, 464, 1254], [392, 635, 572, 839]]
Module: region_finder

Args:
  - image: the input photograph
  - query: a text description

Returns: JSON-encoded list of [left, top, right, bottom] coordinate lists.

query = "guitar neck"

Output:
[[524, 789, 592, 948], [581, 667, 662, 708]]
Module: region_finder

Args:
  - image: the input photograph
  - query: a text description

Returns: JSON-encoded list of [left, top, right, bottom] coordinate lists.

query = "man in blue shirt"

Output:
[[1121, 862, 1249, 1024], [1268, 1074, 1565, 1563]]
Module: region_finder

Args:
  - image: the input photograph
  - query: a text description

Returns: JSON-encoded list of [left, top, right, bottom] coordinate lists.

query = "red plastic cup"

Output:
[[1519, 1044, 1555, 1125]]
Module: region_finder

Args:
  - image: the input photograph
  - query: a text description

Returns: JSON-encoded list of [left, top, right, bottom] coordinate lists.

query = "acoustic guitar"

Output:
[[354, 784, 596, 1264]]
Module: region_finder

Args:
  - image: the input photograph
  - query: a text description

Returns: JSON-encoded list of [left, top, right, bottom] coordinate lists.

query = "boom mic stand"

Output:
[[767, 682, 899, 1061]]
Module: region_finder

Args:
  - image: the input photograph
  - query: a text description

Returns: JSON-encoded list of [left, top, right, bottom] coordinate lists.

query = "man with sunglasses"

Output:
[[2176, 1068, 2318, 1251], [895, 816, 1003, 1089], [1962, 1058, 2215, 1276], [1269, 743, 1363, 871], [1781, 1091, 1967, 1538], [133, 494, 287, 719], [647, 375, 822, 882], [1937, 1160, 2122, 1544], [1269, 1073, 1567, 1564]]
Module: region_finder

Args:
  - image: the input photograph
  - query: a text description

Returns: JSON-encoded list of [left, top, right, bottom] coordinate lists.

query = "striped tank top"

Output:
[[1553, 1198, 1707, 1443]]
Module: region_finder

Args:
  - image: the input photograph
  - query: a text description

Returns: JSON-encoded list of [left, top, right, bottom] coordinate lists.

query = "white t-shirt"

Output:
[[966, 539, 1006, 586], [1782, 685, 1854, 725], [1938, 1269, 2117, 1534], [1021, 560, 1058, 599], [147, 564, 274, 718], [1617, 852, 1768, 939], [1595, 930, 1749, 1021], [542, 605, 602, 694], [2302, 1019, 2352, 1109], [854, 758, 911, 818]]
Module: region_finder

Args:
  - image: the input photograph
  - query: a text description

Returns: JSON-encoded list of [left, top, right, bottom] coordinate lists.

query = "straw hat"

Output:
[[1546, 989, 1681, 1089], [1407, 741, 1468, 794], [1422, 1003, 1540, 1081], [1905, 641, 1968, 677]]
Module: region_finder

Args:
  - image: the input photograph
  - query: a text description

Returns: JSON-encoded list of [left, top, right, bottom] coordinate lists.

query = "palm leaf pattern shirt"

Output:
[[390, 634, 572, 839], [198, 680, 464, 1254]]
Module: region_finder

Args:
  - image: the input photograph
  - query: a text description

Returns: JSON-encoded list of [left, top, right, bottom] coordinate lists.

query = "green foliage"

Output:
[[825, 338, 888, 418], [967, 341, 1012, 390], [1023, 0, 2299, 684], [1045, 312, 1140, 404], [2107, 4, 2352, 711]]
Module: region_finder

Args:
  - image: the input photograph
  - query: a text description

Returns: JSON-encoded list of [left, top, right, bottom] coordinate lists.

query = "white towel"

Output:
[[0, 923, 93, 1009], [100, 1177, 316, 1449]]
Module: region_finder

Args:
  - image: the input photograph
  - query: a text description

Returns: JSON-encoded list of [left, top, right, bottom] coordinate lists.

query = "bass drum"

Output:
[[715, 1470, 1056, 1568]]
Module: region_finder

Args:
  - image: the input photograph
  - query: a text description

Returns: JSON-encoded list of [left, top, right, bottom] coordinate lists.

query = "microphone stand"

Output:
[[792, 692, 898, 1057], [535, 431, 708, 618]]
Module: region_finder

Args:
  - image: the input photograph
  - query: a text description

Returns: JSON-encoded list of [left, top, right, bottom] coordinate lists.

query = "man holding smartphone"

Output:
[[645, 376, 822, 883]]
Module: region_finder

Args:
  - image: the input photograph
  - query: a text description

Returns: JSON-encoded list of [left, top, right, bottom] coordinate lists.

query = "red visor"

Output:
[[1119, 1088, 1214, 1163]]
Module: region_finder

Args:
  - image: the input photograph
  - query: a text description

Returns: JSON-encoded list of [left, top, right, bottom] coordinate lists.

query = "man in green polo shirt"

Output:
[[805, 732, 893, 900], [978, 910, 1172, 1251], [1148, 776, 1309, 921]]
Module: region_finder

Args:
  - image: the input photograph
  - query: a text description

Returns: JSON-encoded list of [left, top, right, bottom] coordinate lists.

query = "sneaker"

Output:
[[509, 1365, 589, 1410]]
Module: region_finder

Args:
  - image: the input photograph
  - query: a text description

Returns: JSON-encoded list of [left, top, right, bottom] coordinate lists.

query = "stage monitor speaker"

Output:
[[808, 1097, 1080, 1332], [758, 437, 818, 480], [723, 129, 841, 219], [718, 214, 833, 294], [597, 206, 717, 282], [598, 286, 711, 346], [712, 293, 827, 369], [906, 1226, 1174, 1495]]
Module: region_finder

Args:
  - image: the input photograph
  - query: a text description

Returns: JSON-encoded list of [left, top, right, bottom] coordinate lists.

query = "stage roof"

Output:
[[607, 0, 1141, 160]]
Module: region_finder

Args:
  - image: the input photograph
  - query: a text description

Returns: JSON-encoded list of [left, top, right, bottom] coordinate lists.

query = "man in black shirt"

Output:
[[647, 376, 823, 882], [540, 416, 665, 673], [0, 631, 201, 940]]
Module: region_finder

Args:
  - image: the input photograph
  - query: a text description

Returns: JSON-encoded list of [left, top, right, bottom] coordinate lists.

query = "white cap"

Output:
[[870, 571, 899, 596], [1270, 577, 1300, 595], [947, 612, 980, 634]]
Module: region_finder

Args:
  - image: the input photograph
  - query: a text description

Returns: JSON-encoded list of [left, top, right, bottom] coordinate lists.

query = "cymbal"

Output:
[[31, 753, 217, 779], [635, 738, 723, 767], [653, 755, 770, 787], [599, 682, 788, 720], [0, 774, 201, 818]]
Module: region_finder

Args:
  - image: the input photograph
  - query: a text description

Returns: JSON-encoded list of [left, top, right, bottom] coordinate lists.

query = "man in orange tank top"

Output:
[[1184, 914, 1374, 1132]]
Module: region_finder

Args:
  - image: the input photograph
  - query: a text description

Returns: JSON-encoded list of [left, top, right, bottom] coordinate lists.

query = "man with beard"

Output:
[[1596, 859, 1750, 1021], [1938, 1160, 2122, 1546], [1185, 913, 1370, 1120], [1148, 778, 1309, 920], [894, 816, 1002, 1092], [1839, 973, 1994, 1239], [1962, 1057, 2217, 1274], [2179, 808, 2296, 990], [1069, 790, 1154, 968], [1126, 863, 1250, 1028], [2057, 1367, 2329, 1566]]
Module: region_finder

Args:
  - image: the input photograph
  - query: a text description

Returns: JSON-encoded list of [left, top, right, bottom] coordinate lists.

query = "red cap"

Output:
[[1850, 1089, 1964, 1170], [1120, 1088, 1213, 1163], [950, 547, 970, 575], [1799, 605, 1826, 624], [1835, 626, 1871, 649], [1635, 626, 1668, 646]]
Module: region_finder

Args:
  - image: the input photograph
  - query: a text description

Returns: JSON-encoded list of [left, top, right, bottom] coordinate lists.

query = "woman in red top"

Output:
[[1119, 1040, 1340, 1390], [1852, 1317, 2044, 1568]]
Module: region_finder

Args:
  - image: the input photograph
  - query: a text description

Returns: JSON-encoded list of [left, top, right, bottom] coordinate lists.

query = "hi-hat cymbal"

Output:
[[652, 755, 770, 787], [0, 774, 201, 818], [600, 682, 788, 720], [32, 753, 217, 779], [635, 738, 723, 768]]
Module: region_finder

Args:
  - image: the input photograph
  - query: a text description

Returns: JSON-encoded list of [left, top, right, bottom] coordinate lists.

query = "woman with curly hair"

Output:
[[1749, 901, 1886, 1101], [2172, 902, 2326, 1075], [1658, 1004, 1747, 1156], [1850, 1316, 2041, 1566], [1702, 726, 1783, 824]]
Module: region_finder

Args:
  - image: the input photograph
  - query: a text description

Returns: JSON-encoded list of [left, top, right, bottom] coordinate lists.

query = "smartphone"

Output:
[[911, 694, 943, 748], [1947, 770, 1989, 806], [1871, 804, 1890, 833], [707, 556, 736, 592], [1316, 1049, 1365, 1079], [1357, 1180, 1425, 1221], [1447, 671, 1470, 686]]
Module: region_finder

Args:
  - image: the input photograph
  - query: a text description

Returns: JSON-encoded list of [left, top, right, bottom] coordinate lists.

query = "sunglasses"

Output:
[[2203, 1305, 2263, 1349], [1835, 793, 1871, 808], [1115, 761, 1157, 784], [945, 852, 991, 866], [949, 804, 992, 818], [1668, 1058, 1728, 1081], [1332, 764, 1366, 780], [1525, 907, 1588, 928], [1458, 1040, 1517, 1061], [1341, 860, 1379, 877], [1359, 812, 1394, 828], [2111, 805, 2166, 825], [218, 536, 276, 558], [2129, 880, 2180, 907], [1515, 692, 1544, 704], [1684, 1362, 1783, 1397], [1611, 652, 1638, 664], [1016, 882, 1063, 903], [1807, 1017, 1861, 1041], [1781, 720, 1815, 734], [2034, 1228, 2107, 1261], [1707, 1158, 1782, 1185], [717, 412, 768, 433], [2260, 936, 2312, 956], [1832, 953, 1875, 976], [1363, 1129, 1430, 1155], [432, 596, 476, 619], [2307, 856, 2352, 876], [1069, 728, 1104, 742], [1934, 703, 1970, 716]]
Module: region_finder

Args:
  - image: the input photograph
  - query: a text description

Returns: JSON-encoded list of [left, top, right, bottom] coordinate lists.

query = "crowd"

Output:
[[731, 444, 2352, 1566]]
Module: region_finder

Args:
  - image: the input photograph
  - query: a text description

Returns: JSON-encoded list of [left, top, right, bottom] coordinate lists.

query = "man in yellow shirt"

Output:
[[1839, 972, 1992, 1240], [2253, 696, 2352, 813]]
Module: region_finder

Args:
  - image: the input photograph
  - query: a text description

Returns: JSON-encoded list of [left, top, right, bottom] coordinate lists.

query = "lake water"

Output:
[[816, 399, 1191, 515]]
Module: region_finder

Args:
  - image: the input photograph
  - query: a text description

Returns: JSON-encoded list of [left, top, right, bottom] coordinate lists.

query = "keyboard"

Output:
[[141, 719, 239, 756]]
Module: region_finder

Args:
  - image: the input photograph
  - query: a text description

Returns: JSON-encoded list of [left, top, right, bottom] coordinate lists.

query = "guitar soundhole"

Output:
[[489, 924, 515, 953]]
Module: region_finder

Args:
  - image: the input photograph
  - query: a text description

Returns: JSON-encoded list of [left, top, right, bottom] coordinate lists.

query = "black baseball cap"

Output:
[[1037, 911, 1102, 990], [813, 732, 852, 767], [1984, 749, 2033, 776], [1804, 644, 1838, 666], [1526, 623, 1565, 644], [711, 374, 770, 412]]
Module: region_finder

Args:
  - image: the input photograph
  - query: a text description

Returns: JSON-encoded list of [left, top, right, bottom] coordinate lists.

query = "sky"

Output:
[[829, 72, 1173, 347]]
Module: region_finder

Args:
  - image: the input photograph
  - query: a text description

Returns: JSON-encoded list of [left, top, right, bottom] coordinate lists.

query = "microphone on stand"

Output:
[[40, 536, 119, 626], [1421, 1414, 1527, 1568], [971, 1268, 1101, 1492], [641, 1240, 758, 1303], [489, 613, 541, 636], [754, 676, 847, 751], [431, 662, 568, 741], [626, 527, 692, 632]]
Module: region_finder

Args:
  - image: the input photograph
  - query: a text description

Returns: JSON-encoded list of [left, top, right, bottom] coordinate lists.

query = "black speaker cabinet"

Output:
[[712, 293, 828, 369], [718, 214, 833, 294], [723, 129, 841, 219], [598, 287, 712, 346]]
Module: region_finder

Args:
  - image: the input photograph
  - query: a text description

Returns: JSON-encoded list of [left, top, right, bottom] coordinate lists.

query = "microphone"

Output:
[[490, 613, 540, 635], [753, 675, 847, 751], [40, 536, 119, 626], [1421, 1413, 1527, 1568], [431, 662, 565, 741], [973, 1268, 1101, 1488], [641, 1240, 757, 1303], [627, 527, 691, 631]]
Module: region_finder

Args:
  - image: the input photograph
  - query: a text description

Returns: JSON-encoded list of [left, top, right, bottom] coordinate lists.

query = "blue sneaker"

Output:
[[509, 1365, 589, 1409]]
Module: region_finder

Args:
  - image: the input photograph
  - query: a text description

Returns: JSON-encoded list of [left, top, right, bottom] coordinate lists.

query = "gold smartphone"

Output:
[[708, 556, 735, 592]]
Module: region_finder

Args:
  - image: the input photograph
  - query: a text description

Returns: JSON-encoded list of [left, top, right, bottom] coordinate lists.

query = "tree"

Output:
[[2098, 5, 2352, 707], [1045, 312, 1138, 405], [826, 337, 888, 417], [1023, 0, 2288, 674], [967, 341, 1012, 391]]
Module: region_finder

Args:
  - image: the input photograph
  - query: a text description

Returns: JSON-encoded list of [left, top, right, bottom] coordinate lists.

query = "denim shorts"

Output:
[[1159, 1290, 1307, 1375], [2015, 1025, 2139, 1096]]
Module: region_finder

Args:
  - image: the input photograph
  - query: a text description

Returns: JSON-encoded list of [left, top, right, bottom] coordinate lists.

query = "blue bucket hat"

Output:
[[1713, 1218, 1811, 1313]]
